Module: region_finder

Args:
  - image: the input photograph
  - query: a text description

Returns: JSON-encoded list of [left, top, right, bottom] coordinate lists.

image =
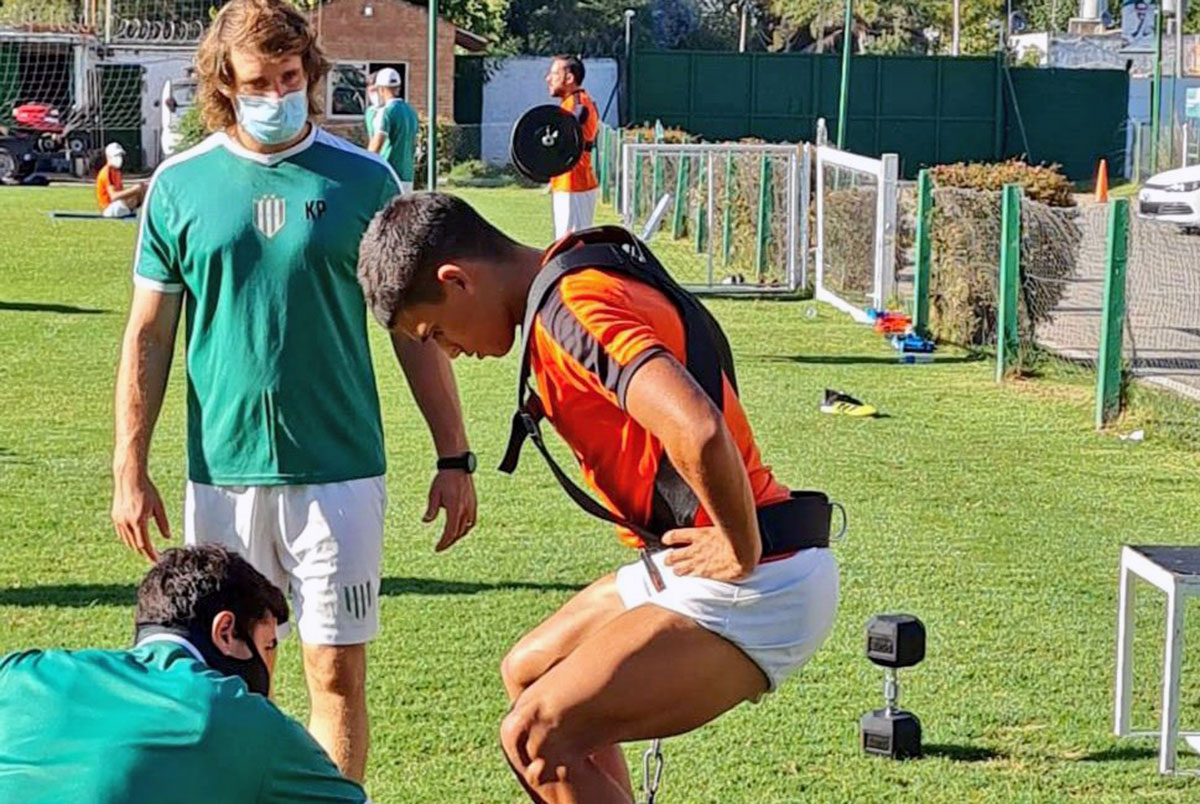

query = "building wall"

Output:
[[311, 0, 456, 122], [480, 56, 619, 165], [103, 46, 194, 168], [1011, 32, 1200, 77]]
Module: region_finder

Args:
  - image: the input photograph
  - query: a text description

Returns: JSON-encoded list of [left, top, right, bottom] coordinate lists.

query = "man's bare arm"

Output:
[[390, 334, 476, 550], [112, 287, 182, 560], [624, 354, 761, 578], [390, 334, 469, 457], [368, 131, 386, 155], [110, 184, 143, 205]]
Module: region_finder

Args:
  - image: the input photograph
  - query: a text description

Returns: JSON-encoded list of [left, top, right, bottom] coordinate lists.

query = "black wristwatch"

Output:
[[437, 451, 477, 474]]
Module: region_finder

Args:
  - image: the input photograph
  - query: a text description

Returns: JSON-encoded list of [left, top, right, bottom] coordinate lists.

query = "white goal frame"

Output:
[[814, 143, 899, 322]]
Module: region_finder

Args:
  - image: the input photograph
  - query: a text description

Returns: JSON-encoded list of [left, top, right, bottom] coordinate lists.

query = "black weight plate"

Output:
[[511, 105, 584, 183]]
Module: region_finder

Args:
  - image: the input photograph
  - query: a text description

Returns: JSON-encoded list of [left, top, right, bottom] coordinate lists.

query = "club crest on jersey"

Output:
[[254, 195, 286, 238]]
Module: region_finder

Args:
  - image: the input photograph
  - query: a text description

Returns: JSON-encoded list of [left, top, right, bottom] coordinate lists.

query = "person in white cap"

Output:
[[363, 71, 383, 142], [366, 67, 418, 194], [96, 142, 145, 218]]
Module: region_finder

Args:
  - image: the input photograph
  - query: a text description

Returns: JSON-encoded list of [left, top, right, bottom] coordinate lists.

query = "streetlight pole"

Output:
[[427, 0, 436, 190], [952, 0, 960, 56], [623, 9, 635, 125], [739, 0, 749, 53], [1150, 0, 1163, 175], [836, 0, 853, 148], [1170, 0, 1186, 167]]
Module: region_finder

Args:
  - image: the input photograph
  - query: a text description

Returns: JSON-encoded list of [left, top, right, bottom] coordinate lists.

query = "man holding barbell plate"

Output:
[[545, 55, 599, 239]]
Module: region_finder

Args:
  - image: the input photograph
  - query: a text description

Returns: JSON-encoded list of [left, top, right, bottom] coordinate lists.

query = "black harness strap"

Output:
[[498, 229, 732, 544], [498, 227, 836, 566]]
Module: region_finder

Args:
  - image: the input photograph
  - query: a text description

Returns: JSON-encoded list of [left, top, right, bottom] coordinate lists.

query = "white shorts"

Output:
[[184, 476, 386, 646], [616, 547, 839, 691], [399, 180, 414, 195], [552, 189, 598, 239], [102, 200, 132, 218]]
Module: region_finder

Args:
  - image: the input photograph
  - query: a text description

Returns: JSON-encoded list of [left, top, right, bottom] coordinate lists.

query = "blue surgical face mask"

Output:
[[235, 87, 308, 146]]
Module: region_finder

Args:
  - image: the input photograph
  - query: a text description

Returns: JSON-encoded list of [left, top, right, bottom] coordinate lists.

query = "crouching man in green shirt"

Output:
[[0, 545, 367, 803]]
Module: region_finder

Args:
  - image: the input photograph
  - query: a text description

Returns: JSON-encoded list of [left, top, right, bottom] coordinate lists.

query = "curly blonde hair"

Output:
[[194, 0, 330, 132]]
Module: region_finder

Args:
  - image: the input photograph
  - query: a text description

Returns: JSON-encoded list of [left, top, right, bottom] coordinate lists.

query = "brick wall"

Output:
[[311, 0, 456, 122]]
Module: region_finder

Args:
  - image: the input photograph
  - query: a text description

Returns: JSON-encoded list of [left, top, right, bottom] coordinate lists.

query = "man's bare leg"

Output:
[[303, 643, 369, 782], [501, 574, 633, 798], [501, 604, 768, 804]]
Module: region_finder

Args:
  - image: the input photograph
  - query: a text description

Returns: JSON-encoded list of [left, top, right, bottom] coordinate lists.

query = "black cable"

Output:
[[1002, 61, 1033, 162]]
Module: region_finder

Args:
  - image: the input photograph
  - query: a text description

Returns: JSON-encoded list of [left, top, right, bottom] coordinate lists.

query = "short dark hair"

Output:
[[555, 54, 585, 85], [135, 545, 288, 633], [357, 193, 518, 328]]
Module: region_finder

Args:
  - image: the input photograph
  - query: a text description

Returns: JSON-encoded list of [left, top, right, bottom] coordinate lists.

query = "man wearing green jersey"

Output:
[[366, 67, 419, 195], [0, 545, 368, 803], [364, 71, 382, 143], [110, 0, 475, 782]]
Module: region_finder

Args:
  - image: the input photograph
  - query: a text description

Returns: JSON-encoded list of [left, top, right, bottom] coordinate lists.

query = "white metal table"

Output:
[[1115, 545, 1200, 773]]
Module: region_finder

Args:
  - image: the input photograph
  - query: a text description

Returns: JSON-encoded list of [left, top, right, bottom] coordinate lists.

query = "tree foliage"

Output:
[[763, 1, 1200, 55], [5, 0, 1196, 60]]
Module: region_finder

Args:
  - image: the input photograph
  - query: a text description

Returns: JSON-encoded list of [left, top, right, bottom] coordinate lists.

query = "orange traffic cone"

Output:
[[1094, 158, 1109, 203]]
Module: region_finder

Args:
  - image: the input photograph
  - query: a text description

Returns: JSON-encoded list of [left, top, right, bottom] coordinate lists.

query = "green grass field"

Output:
[[3, 184, 1200, 802]]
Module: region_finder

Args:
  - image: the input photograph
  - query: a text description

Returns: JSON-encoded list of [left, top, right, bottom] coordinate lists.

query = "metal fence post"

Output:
[[706, 152, 715, 285], [1096, 198, 1130, 428], [613, 130, 623, 211], [652, 120, 664, 205], [996, 183, 1022, 382], [755, 153, 772, 281], [912, 168, 933, 337], [876, 153, 899, 309], [1132, 122, 1142, 184], [633, 133, 644, 221], [800, 144, 811, 290], [786, 150, 797, 291], [814, 145, 825, 297], [722, 150, 733, 267], [673, 153, 691, 238], [598, 126, 609, 205], [695, 154, 707, 253], [622, 141, 632, 227]]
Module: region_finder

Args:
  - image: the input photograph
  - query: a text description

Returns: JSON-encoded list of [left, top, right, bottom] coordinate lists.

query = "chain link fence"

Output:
[[1128, 119, 1200, 183], [620, 142, 806, 292], [898, 179, 1200, 448]]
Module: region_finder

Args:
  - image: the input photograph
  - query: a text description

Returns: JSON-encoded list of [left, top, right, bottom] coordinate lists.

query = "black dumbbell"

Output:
[[860, 614, 925, 760]]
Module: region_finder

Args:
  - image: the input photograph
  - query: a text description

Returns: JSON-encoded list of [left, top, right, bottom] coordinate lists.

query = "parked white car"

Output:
[[1137, 164, 1200, 232], [160, 78, 197, 159]]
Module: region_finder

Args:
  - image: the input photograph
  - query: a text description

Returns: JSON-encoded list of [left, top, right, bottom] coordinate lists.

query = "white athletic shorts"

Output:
[[184, 476, 386, 646], [552, 189, 598, 239], [616, 547, 839, 691], [399, 180, 414, 196], [102, 200, 132, 218]]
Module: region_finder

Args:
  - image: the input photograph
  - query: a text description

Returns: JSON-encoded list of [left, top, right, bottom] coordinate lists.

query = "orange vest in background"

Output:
[[550, 89, 599, 194], [96, 165, 123, 209]]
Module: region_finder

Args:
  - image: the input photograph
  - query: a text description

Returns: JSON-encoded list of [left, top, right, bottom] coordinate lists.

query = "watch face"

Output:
[[441, 452, 476, 473]]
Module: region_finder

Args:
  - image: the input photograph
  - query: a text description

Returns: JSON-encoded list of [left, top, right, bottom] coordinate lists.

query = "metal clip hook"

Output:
[[640, 739, 664, 804], [830, 501, 848, 542]]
